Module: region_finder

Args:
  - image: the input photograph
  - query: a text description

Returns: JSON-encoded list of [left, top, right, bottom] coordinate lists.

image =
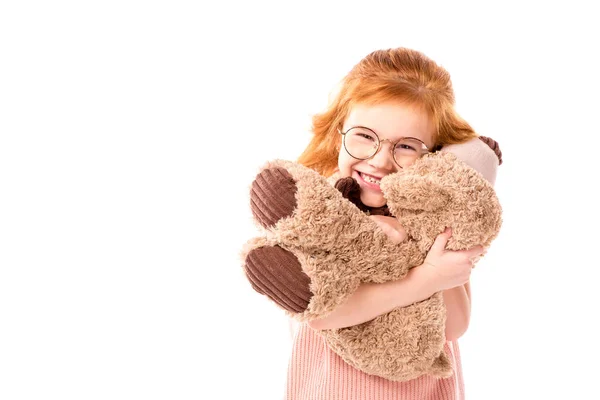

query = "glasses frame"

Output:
[[337, 126, 430, 169]]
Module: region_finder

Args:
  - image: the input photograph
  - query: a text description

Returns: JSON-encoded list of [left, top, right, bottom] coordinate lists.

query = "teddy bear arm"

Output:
[[242, 162, 379, 316], [359, 237, 426, 284]]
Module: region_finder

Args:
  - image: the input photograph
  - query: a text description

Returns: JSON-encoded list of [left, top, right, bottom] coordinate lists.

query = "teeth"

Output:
[[361, 173, 381, 185]]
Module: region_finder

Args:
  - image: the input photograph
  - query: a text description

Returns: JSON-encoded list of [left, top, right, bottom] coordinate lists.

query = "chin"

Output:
[[360, 193, 386, 208]]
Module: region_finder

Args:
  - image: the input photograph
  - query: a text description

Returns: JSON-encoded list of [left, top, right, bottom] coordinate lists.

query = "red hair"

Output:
[[297, 48, 478, 176]]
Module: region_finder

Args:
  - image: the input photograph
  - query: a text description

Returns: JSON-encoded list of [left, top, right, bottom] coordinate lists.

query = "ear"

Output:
[[381, 172, 451, 213]]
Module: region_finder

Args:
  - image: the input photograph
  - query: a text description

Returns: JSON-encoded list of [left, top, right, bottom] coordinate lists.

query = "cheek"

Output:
[[337, 151, 357, 178]]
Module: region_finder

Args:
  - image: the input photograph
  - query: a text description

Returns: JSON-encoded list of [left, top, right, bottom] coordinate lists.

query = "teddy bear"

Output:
[[241, 137, 502, 381]]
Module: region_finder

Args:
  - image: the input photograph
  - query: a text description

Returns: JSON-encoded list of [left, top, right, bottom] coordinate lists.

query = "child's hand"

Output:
[[370, 215, 407, 245], [421, 228, 484, 292]]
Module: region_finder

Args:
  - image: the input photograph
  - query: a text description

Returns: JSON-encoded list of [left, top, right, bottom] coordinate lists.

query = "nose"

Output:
[[367, 140, 396, 171]]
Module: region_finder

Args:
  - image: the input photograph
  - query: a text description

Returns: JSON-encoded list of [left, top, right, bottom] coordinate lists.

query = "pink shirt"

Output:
[[286, 322, 465, 400]]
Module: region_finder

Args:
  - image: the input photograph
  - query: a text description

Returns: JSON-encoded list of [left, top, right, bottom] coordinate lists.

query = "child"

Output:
[[246, 47, 502, 399]]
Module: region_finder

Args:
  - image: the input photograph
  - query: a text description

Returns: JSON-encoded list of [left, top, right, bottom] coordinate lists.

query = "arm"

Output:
[[308, 265, 436, 330], [309, 274, 473, 340], [310, 228, 482, 333], [443, 281, 471, 341]]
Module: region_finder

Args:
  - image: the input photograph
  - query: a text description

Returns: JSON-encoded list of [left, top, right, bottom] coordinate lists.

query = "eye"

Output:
[[395, 138, 427, 155], [358, 132, 376, 141], [347, 128, 377, 143], [396, 143, 417, 152]]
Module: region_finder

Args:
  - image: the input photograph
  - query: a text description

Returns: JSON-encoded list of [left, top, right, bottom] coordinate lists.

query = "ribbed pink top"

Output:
[[285, 322, 464, 400]]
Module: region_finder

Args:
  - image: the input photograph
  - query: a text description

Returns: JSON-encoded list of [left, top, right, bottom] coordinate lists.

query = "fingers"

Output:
[[370, 215, 407, 245], [465, 245, 485, 259], [430, 227, 452, 253], [467, 246, 485, 268], [387, 229, 406, 245]]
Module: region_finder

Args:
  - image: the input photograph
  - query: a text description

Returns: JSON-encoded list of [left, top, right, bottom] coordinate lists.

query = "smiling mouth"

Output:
[[357, 171, 383, 190]]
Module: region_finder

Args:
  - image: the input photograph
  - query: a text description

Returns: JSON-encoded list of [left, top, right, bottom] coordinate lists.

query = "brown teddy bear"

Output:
[[242, 137, 502, 381]]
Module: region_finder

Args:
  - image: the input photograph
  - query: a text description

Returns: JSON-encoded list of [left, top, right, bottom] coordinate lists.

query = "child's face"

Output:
[[338, 102, 435, 208]]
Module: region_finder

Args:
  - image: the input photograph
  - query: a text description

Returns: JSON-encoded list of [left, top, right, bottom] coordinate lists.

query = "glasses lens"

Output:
[[344, 128, 379, 159], [393, 138, 427, 168]]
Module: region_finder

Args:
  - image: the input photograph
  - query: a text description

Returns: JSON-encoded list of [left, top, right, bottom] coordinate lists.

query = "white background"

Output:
[[1, 1, 599, 399]]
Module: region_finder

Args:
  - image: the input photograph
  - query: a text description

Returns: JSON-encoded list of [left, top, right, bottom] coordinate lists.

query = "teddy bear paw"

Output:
[[250, 167, 298, 229], [243, 244, 313, 313]]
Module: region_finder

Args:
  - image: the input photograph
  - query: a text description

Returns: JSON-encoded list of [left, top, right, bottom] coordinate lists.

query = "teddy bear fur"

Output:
[[241, 152, 502, 381]]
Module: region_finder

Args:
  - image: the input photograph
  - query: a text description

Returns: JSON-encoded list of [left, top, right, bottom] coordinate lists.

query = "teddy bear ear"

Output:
[[381, 173, 451, 213]]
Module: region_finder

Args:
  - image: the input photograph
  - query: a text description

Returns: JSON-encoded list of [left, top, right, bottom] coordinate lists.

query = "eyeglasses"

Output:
[[338, 126, 430, 168]]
